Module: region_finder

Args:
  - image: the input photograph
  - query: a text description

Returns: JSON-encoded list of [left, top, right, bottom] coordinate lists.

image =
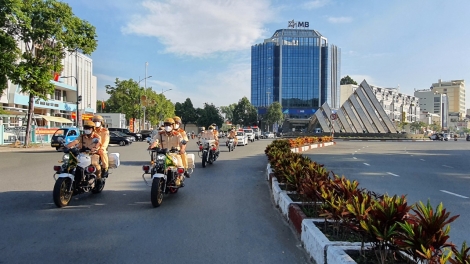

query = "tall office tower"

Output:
[[430, 79, 465, 118], [251, 23, 340, 119]]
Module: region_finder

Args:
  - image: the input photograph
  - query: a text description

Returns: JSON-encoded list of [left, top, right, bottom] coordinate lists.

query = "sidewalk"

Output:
[[0, 143, 55, 153]]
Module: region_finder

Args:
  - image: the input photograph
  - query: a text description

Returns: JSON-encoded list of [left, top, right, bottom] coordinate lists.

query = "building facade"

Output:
[[0, 44, 97, 128], [430, 79, 465, 118], [251, 24, 340, 119], [341, 83, 420, 124], [414, 89, 448, 129]]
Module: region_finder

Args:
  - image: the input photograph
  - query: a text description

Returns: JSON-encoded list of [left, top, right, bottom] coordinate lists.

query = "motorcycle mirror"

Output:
[[92, 138, 99, 144]]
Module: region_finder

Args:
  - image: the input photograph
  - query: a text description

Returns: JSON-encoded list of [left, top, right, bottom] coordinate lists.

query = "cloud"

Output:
[[327, 16, 353, 24], [122, 0, 275, 57], [148, 80, 178, 93], [302, 0, 329, 10], [165, 61, 251, 108]]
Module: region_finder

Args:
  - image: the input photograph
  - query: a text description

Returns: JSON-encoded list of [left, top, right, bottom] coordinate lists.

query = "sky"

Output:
[[64, 0, 470, 109]]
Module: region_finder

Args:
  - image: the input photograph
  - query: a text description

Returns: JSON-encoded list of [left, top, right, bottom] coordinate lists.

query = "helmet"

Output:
[[201, 127, 205, 131], [211, 123, 216, 127], [164, 118, 175, 125], [92, 115, 104, 122], [208, 125, 215, 130], [173, 116, 182, 124], [83, 120, 95, 128]]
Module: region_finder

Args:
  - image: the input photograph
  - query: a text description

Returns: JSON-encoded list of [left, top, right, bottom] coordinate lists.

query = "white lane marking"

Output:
[[420, 159, 425, 161], [363, 163, 370, 166], [353, 157, 357, 159], [387, 172, 400, 177], [442, 165, 454, 168], [440, 190, 469, 199]]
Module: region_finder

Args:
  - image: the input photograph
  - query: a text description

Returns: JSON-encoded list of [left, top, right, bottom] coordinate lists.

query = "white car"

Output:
[[243, 129, 255, 142], [236, 131, 248, 146], [264, 132, 275, 139]]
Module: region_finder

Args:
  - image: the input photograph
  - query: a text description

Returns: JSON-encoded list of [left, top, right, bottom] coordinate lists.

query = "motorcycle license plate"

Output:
[[51, 143, 60, 147]]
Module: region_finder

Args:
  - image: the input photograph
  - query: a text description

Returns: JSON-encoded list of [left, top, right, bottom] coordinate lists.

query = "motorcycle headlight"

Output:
[[62, 154, 70, 163], [157, 154, 165, 161]]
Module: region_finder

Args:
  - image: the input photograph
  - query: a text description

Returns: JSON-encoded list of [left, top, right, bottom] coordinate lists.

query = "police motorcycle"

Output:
[[198, 138, 218, 168], [142, 147, 193, 207], [227, 138, 235, 152], [52, 137, 119, 208]]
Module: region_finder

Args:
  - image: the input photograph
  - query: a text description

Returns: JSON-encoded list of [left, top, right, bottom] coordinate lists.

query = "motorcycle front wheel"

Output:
[[202, 151, 207, 168], [208, 151, 213, 164], [53, 178, 73, 208], [151, 178, 164, 207], [228, 144, 231, 152]]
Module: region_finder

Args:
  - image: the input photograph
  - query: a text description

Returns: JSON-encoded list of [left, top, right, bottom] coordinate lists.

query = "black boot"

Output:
[[102, 169, 109, 178], [184, 171, 190, 178]]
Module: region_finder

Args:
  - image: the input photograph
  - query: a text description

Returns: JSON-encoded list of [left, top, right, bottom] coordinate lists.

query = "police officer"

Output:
[[227, 126, 238, 148], [148, 118, 187, 168], [66, 120, 102, 179], [173, 116, 189, 174], [92, 115, 110, 177]]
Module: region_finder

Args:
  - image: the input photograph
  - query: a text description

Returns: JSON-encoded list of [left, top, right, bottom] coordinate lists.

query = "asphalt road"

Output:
[[0, 139, 311, 264], [304, 140, 470, 248]]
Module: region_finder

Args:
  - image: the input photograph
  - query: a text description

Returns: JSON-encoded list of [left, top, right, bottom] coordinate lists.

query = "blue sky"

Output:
[[64, 0, 470, 109]]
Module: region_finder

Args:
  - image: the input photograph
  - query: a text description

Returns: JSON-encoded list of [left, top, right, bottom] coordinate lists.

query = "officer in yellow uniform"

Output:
[[148, 118, 187, 169], [173, 116, 189, 173], [92, 115, 110, 177], [66, 120, 102, 178], [227, 126, 238, 148]]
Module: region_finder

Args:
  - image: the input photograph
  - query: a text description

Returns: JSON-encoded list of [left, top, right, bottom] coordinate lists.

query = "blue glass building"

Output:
[[251, 28, 340, 118]]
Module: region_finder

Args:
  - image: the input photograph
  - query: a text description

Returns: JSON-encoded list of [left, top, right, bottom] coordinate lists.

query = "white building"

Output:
[[414, 89, 448, 129], [0, 43, 97, 128], [340, 83, 420, 123]]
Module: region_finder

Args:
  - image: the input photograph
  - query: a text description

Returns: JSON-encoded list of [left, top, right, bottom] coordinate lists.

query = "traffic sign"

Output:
[[330, 113, 337, 120]]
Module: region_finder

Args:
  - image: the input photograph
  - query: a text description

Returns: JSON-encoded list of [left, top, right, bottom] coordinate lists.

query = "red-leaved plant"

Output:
[[395, 200, 459, 264]]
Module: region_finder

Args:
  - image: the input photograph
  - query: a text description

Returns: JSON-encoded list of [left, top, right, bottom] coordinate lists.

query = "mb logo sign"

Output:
[[288, 20, 309, 29]]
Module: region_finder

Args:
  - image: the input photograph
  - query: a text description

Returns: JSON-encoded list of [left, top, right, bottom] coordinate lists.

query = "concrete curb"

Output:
[[267, 141, 364, 264]]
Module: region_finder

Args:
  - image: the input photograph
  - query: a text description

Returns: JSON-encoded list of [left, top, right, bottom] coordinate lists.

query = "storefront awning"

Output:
[[39, 115, 73, 124]]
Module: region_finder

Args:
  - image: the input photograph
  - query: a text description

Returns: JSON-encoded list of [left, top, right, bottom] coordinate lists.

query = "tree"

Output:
[[232, 97, 257, 127], [105, 78, 142, 122], [266, 102, 284, 132], [429, 122, 441, 133], [220, 103, 237, 123], [410, 121, 425, 134], [144, 89, 175, 127], [196, 103, 223, 128], [175, 98, 197, 129], [105, 79, 175, 128], [1, 0, 98, 146], [340, 75, 358, 85]]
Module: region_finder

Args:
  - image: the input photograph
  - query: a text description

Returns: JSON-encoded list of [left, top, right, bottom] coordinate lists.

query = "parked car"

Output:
[[110, 131, 134, 143], [109, 131, 131, 146], [108, 127, 142, 141], [139, 130, 153, 140], [429, 133, 449, 141], [50, 127, 80, 151], [264, 132, 275, 139], [236, 131, 248, 146]]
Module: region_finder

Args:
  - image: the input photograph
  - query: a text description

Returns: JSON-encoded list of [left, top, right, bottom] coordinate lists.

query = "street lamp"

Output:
[[156, 89, 173, 126], [60, 75, 80, 127], [137, 76, 152, 130]]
